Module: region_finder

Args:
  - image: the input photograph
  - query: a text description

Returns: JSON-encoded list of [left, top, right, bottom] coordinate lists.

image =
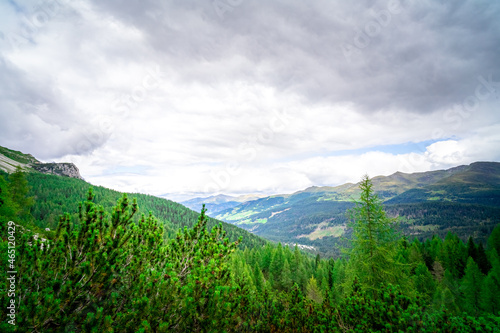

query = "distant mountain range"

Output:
[[4, 143, 499, 257], [182, 193, 265, 215], [204, 162, 500, 256]]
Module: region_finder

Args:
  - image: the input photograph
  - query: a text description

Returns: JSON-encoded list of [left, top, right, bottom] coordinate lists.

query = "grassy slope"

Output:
[[0, 146, 39, 165]]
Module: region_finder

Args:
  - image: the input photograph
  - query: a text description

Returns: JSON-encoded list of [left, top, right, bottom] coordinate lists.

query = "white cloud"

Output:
[[0, 0, 499, 201]]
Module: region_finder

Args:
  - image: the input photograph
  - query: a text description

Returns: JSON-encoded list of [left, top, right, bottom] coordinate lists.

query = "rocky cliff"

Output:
[[31, 162, 84, 180], [0, 145, 85, 180]]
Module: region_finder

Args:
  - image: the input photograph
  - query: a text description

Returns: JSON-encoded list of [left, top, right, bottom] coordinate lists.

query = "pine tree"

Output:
[[232, 255, 255, 294], [17, 188, 139, 330], [291, 245, 307, 289], [163, 204, 240, 331], [346, 175, 401, 295]]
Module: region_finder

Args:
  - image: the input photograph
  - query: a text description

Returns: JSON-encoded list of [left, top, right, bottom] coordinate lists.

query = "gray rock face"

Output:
[[32, 163, 84, 180]]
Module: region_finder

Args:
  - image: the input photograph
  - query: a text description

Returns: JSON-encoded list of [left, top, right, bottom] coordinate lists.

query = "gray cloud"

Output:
[[0, 57, 108, 159], [87, 0, 500, 113], [0, 0, 499, 196]]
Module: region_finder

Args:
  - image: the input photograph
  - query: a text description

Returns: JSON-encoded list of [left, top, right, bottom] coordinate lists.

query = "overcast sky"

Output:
[[1, 0, 499, 201]]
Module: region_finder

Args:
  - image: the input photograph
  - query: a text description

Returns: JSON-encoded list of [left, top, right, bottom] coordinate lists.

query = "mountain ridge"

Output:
[[0, 145, 83, 180], [0, 145, 266, 250], [214, 161, 500, 256], [181, 193, 265, 215]]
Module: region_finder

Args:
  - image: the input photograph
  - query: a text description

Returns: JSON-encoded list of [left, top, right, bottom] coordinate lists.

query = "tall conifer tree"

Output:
[[346, 175, 401, 295], [461, 257, 484, 316]]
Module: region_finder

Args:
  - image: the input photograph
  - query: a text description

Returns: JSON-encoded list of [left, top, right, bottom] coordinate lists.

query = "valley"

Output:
[[188, 162, 500, 256], [1, 145, 500, 331]]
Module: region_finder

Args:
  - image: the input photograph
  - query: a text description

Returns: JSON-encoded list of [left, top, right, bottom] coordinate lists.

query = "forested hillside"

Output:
[[216, 162, 500, 257], [0, 169, 266, 250], [1, 170, 500, 331]]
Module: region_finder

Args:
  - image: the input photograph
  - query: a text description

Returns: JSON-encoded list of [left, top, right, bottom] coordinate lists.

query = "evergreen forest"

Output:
[[1, 169, 500, 332]]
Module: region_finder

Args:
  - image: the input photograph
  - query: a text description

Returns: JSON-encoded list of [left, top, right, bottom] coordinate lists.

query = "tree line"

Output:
[[0, 170, 499, 331]]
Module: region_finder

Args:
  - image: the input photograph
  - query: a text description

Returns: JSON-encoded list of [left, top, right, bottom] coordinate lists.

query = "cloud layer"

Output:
[[1, 0, 499, 200]]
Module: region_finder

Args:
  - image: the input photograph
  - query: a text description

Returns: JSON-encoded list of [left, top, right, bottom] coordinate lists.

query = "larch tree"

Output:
[[305, 276, 323, 304], [461, 257, 484, 316], [345, 175, 401, 295], [480, 273, 500, 314], [281, 258, 293, 290], [487, 225, 500, 257]]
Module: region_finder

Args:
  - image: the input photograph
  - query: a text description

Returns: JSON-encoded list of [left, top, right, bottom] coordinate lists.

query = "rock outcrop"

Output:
[[32, 162, 84, 180]]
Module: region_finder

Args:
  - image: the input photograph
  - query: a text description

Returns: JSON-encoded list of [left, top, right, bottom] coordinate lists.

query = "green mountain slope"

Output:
[[215, 162, 500, 256], [0, 145, 266, 248], [386, 162, 500, 205], [0, 170, 267, 250], [0, 145, 39, 165]]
